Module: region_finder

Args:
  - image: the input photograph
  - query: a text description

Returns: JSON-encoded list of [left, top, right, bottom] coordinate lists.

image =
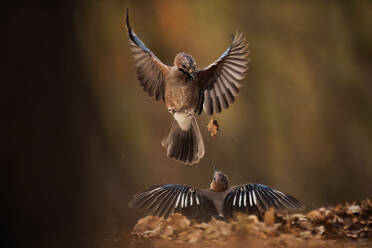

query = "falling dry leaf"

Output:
[[207, 118, 219, 137]]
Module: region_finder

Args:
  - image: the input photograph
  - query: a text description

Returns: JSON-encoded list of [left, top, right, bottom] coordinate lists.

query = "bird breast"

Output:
[[165, 67, 200, 112]]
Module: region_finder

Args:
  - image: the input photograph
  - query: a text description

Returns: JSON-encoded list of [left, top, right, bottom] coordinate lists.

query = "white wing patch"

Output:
[[175, 193, 182, 208], [252, 190, 257, 205], [181, 193, 185, 208]]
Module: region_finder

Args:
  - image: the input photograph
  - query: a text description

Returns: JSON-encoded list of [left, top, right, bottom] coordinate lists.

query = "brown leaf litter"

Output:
[[105, 199, 372, 248]]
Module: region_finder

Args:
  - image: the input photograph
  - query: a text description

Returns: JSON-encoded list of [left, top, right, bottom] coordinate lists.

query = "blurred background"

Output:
[[6, 0, 372, 247]]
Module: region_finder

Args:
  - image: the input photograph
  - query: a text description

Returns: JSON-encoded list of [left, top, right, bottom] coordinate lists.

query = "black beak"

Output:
[[188, 69, 196, 79], [179, 68, 195, 80], [185, 71, 194, 80], [190, 71, 196, 79]]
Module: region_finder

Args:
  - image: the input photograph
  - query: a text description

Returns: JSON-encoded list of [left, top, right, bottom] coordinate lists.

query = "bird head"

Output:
[[210, 166, 229, 192], [174, 52, 196, 80]]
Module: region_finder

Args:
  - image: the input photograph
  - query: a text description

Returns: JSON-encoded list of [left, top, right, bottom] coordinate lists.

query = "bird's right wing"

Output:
[[129, 184, 218, 220], [126, 9, 170, 102], [223, 184, 304, 218]]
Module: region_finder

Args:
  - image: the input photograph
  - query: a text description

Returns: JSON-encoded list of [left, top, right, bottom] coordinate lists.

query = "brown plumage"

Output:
[[129, 166, 305, 221], [126, 9, 250, 165]]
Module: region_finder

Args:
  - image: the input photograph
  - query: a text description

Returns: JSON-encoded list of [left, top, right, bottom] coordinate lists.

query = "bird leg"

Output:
[[185, 110, 193, 117], [213, 215, 228, 222]]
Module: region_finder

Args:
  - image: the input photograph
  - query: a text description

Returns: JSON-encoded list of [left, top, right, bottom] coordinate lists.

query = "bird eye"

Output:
[[213, 177, 216, 181]]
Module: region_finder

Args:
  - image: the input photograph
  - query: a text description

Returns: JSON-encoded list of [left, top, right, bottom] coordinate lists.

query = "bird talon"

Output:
[[168, 107, 176, 115]]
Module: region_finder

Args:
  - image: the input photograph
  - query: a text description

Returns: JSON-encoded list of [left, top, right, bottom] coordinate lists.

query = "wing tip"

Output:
[[281, 193, 306, 211], [231, 30, 248, 47], [234, 30, 243, 39], [125, 8, 130, 29], [125, 7, 135, 42], [128, 197, 137, 208], [293, 199, 306, 210]]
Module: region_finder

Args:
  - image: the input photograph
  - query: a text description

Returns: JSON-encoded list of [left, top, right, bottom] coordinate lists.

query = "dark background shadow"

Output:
[[5, 2, 113, 247]]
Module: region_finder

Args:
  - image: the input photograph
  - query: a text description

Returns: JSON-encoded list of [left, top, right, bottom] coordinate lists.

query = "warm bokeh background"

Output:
[[6, 1, 372, 247]]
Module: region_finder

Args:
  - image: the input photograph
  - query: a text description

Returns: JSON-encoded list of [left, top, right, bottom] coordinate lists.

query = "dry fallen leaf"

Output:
[[207, 119, 219, 137], [347, 204, 361, 215], [122, 199, 372, 248], [264, 208, 275, 226]]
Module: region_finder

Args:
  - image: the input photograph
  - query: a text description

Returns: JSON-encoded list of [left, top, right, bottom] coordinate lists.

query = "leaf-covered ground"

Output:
[[104, 199, 372, 248]]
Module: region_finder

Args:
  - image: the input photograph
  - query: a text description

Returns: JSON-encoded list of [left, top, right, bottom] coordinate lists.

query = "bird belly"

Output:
[[165, 80, 199, 113], [213, 198, 225, 217], [201, 189, 226, 217]]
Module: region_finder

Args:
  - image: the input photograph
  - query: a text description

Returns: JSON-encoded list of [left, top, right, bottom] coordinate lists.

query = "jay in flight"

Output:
[[126, 9, 250, 164]]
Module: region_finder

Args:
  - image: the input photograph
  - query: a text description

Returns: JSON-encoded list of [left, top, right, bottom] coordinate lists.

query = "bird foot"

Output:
[[185, 110, 193, 117], [213, 215, 227, 222], [168, 107, 176, 115]]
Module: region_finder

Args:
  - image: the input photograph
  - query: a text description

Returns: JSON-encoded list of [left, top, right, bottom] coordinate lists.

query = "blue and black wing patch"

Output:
[[223, 184, 304, 218], [129, 184, 218, 220], [126, 8, 169, 102], [126, 9, 150, 53]]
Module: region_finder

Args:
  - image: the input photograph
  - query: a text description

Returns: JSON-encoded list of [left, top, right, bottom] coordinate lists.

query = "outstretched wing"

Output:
[[197, 31, 250, 115], [126, 9, 169, 102], [223, 184, 304, 218], [129, 184, 218, 220]]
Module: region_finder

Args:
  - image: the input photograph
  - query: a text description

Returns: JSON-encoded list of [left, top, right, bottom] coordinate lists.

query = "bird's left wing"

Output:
[[126, 9, 169, 102], [223, 184, 304, 218], [129, 184, 218, 220], [196, 31, 250, 115]]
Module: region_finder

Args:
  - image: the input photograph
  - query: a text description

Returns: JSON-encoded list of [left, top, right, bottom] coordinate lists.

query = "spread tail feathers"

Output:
[[161, 114, 205, 165]]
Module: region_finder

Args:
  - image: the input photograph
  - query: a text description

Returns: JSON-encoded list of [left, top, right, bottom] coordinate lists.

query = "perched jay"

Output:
[[129, 167, 304, 221], [126, 9, 250, 165]]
